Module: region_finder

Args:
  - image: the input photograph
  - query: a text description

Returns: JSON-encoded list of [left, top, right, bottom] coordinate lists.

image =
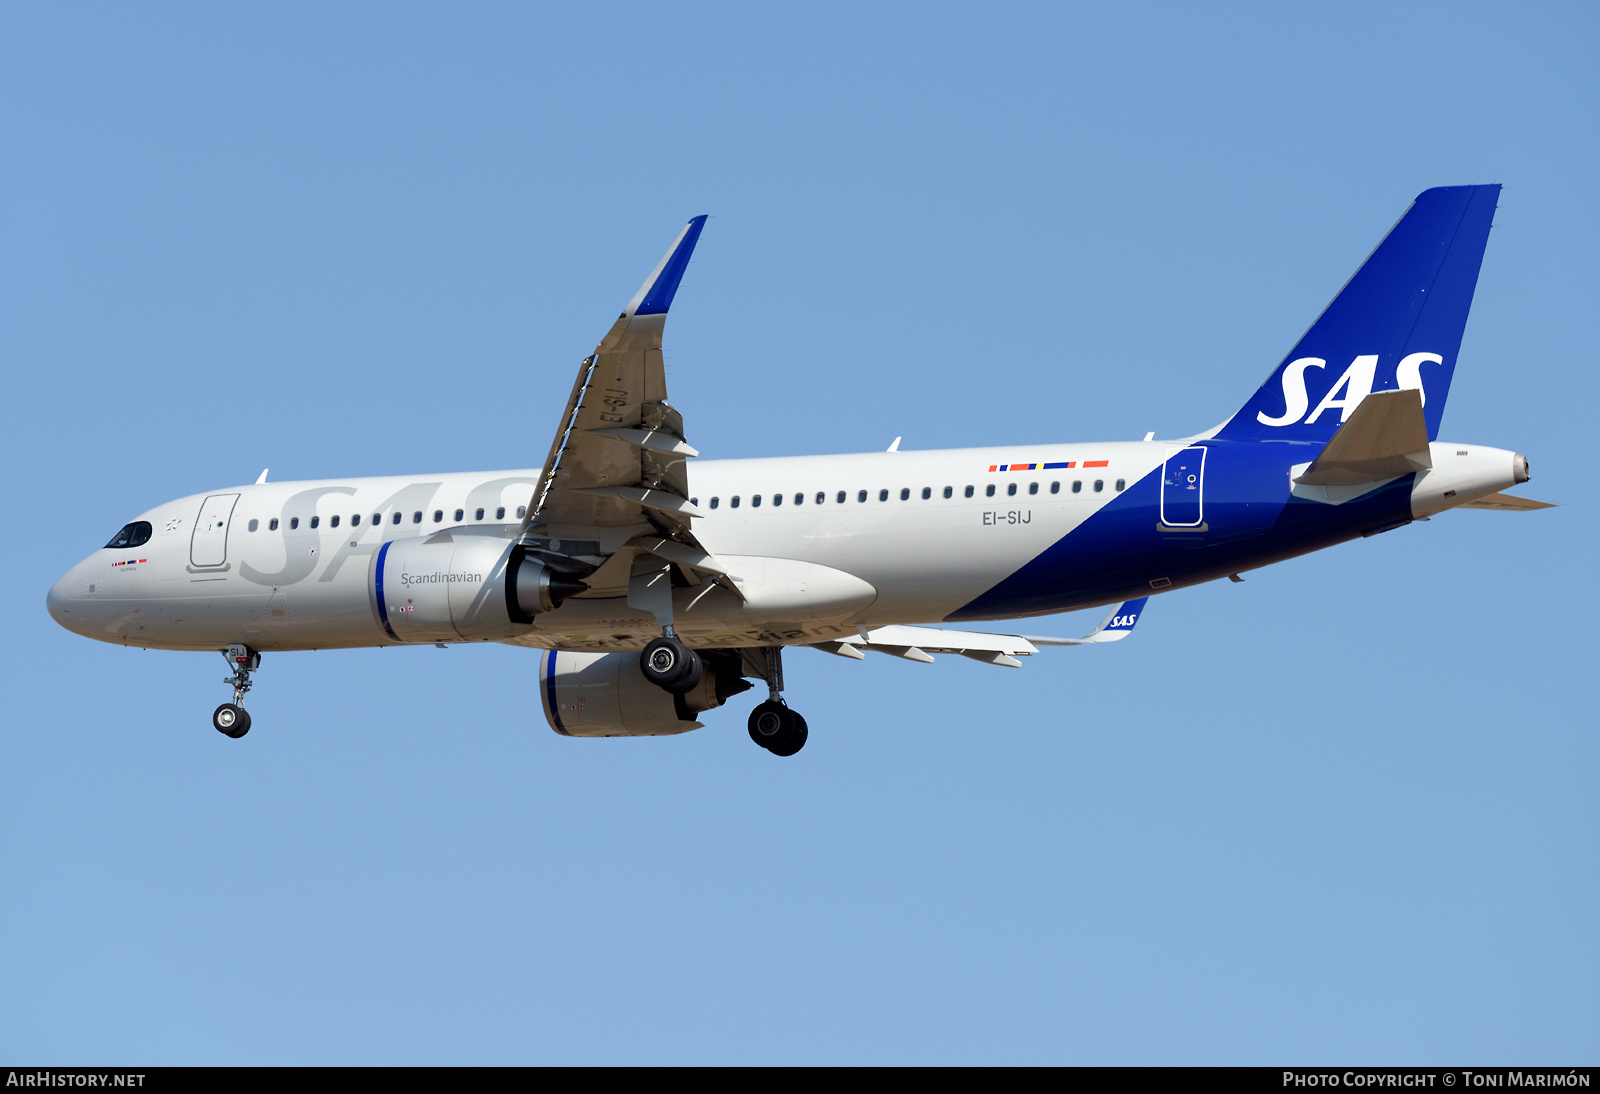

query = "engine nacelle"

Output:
[[538, 649, 751, 737], [370, 535, 584, 642]]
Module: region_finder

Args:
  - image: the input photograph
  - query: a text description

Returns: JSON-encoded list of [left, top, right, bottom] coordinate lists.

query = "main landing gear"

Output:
[[639, 631, 704, 694], [213, 643, 259, 739], [745, 646, 807, 757]]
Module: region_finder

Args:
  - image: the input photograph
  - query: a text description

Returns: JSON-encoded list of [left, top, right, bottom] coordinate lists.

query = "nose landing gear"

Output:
[[214, 643, 259, 739], [744, 645, 808, 757]]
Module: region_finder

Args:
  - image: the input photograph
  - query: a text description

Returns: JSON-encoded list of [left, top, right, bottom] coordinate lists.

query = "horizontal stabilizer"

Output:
[[1293, 388, 1431, 487], [1458, 492, 1556, 511]]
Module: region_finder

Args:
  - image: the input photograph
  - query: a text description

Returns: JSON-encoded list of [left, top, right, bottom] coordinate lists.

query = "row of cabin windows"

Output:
[[244, 505, 526, 533], [695, 479, 1126, 510]]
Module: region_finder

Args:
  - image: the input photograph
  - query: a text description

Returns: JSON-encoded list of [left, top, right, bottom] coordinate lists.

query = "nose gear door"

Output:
[[1160, 447, 1206, 527], [191, 493, 240, 567]]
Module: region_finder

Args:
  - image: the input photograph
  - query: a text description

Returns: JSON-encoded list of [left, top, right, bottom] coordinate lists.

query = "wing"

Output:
[[524, 217, 719, 586], [810, 599, 1150, 667]]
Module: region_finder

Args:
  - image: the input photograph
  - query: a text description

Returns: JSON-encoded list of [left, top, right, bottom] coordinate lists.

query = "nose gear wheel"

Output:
[[213, 703, 251, 738], [215, 644, 260, 739]]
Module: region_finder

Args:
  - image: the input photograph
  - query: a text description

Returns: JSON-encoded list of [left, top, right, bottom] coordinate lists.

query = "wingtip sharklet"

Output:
[[628, 215, 708, 317]]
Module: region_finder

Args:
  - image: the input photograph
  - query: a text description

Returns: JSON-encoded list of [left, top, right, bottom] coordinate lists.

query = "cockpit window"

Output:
[[104, 521, 152, 549]]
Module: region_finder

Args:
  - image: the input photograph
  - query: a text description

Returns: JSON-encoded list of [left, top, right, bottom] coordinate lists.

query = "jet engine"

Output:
[[370, 536, 585, 643], [539, 649, 751, 737]]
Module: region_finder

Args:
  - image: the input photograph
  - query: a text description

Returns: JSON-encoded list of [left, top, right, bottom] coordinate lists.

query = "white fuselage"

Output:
[[46, 439, 1525, 656], [46, 443, 1165, 653]]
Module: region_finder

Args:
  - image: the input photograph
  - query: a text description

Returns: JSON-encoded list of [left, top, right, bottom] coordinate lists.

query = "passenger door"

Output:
[[190, 494, 240, 567]]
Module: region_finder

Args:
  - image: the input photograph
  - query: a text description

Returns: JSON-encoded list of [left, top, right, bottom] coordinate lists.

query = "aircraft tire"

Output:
[[768, 712, 808, 757], [748, 701, 803, 754], [213, 703, 251, 738], [640, 636, 704, 694]]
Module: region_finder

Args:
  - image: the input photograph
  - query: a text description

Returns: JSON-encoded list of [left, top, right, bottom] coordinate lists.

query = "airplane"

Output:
[[46, 185, 1553, 756]]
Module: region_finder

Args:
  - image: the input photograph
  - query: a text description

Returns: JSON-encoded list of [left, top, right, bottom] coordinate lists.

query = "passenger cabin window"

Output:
[[454, 509, 464, 521], [269, 518, 279, 531], [796, 493, 805, 506], [1072, 480, 1082, 493], [1028, 483, 1038, 495], [393, 512, 403, 524], [898, 488, 908, 500], [752, 494, 762, 507], [690, 498, 698, 507], [412, 511, 422, 523], [310, 516, 320, 529], [351, 514, 361, 526], [771, 494, 780, 506], [817, 492, 826, 504], [1050, 482, 1060, 494], [290, 517, 300, 530], [857, 490, 866, 503], [433, 510, 443, 523], [1007, 483, 1017, 496], [710, 497, 720, 509], [496, 507, 505, 519], [964, 485, 974, 498], [943, 486, 952, 499], [517, 506, 526, 519], [1094, 480, 1104, 492], [1116, 479, 1126, 491], [985, 485, 995, 497], [731, 496, 741, 508], [248, 519, 259, 532], [878, 489, 888, 501], [371, 514, 379, 526], [475, 508, 485, 520], [330, 515, 340, 528]]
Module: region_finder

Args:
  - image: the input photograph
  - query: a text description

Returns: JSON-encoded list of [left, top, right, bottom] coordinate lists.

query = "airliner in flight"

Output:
[[47, 185, 1550, 756]]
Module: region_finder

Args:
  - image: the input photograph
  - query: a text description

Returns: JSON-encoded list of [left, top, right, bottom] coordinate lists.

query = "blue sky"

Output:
[[2, 1, 1595, 1064]]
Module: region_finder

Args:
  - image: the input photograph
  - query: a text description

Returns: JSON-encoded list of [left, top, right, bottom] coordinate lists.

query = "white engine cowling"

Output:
[[538, 649, 750, 737], [370, 534, 584, 643]]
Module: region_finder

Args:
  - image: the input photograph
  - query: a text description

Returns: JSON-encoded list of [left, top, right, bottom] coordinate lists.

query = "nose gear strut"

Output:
[[213, 643, 260, 738]]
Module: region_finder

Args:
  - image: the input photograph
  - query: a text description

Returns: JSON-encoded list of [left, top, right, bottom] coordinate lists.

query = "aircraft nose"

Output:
[[46, 563, 86, 632]]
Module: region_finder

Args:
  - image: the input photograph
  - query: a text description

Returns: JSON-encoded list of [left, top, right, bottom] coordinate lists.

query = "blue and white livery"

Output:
[[47, 187, 1552, 755]]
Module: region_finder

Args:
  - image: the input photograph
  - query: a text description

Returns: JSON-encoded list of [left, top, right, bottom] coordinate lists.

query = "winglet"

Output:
[[255, 469, 269, 484], [1084, 597, 1147, 642], [1025, 597, 1149, 646], [626, 215, 708, 317]]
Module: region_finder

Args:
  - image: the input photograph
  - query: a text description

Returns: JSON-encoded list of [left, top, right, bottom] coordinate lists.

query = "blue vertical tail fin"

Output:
[[1215, 185, 1500, 444]]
